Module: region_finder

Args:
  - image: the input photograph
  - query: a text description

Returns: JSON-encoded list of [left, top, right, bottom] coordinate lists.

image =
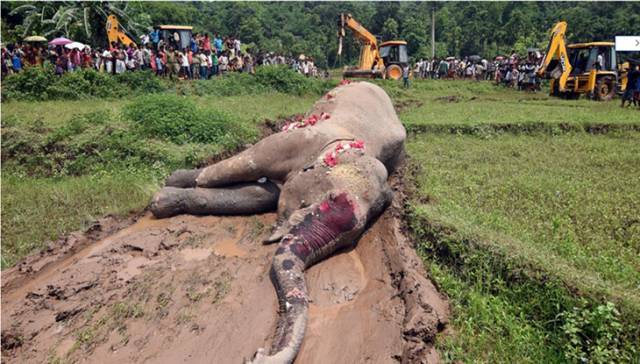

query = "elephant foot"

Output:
[[150, 187, 187, 219]]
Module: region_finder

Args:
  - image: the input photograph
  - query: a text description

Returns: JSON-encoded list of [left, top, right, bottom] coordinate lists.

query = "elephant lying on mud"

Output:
[[150, 81, 406, 363]]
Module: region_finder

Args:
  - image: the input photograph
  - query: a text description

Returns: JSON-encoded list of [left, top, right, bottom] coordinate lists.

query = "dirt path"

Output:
[[2, 196, 448, 364]]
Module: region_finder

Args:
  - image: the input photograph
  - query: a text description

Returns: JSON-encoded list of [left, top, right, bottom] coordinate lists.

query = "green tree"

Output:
[[381, 18, 399, 41]]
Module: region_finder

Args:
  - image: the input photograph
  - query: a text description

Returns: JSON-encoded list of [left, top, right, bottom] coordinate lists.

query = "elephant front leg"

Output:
[[196, 131, 326, 188]]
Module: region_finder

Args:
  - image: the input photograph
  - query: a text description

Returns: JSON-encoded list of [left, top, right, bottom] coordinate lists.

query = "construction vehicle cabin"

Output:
[[538, 21, 628, 101], [338, 13, 409, 80], [106, 15, 193, 50]]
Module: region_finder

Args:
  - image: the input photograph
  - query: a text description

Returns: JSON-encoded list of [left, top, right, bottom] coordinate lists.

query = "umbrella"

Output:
[[65, 42, 86, 51], [446, 56, 456, 61], [49, 37, 72, 46], [495, 55, 505, 61], [24, 35, 47, 42], [469, 55, 482, 62]]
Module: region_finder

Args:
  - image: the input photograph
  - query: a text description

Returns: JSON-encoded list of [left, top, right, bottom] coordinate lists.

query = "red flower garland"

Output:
[[323, 140, 365, 168]]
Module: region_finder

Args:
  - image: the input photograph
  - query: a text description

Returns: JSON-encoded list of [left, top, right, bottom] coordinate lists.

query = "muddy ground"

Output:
[[2, 185, 449, 364]]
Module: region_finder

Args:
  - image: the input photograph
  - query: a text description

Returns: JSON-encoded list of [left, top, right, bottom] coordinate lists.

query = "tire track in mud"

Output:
[[2, 180, 448, 364]]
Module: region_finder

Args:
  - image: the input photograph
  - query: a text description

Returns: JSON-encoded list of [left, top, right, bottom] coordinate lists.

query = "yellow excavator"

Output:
[[106, 15, 136, 47], [537, 21, 627, 100], [337, 13, 409, 80], [106, 15, 193, 51]]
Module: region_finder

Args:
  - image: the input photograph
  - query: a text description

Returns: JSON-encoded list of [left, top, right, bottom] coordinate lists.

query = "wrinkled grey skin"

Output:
[[150, 82, 406, 364]]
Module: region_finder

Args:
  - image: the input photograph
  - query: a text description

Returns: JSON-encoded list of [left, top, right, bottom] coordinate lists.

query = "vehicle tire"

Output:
[[386, 64, 403, 80], [595, 76, 615, 101]]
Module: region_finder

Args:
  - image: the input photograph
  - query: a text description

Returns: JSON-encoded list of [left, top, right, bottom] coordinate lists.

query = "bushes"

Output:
[[2, 94, 257, 178], [1, 67, 165, 101], [123, 93, 253, 146], [116, 70, 166, 94], [2, 65, 334, 102], [255, 65, 335, 95], [192, 72, 267, 96], [191, 66, 336, 96], [2, 66, 57, 100]]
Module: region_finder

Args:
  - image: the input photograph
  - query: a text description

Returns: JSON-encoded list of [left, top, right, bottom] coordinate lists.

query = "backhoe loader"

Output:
[[537, 21, 627, 101], [337, 13, 409, 80]]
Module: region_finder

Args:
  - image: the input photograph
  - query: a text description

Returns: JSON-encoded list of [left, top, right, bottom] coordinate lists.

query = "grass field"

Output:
[[407, 133, 640, 362], [2, 78, 639, 361], [379, 80, 640, 132]]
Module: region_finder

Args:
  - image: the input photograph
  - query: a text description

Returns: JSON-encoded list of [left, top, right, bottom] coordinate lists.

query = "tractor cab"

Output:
[[379, 41, 409, 79], [564, 42, 620, 100], [568, 42, 617, 74], [157, 25, 193, 51]]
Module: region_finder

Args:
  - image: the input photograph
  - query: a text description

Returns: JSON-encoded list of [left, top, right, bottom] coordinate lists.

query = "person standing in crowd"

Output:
[[11, 50, 23, 73], [150, 28, 160, 50], [82, 48, 93, 68], [214, 33, 223, 55], [156, 47, 165, 76], [115, 50, 126, 74], [180, 48, 191, 79], [192, 50, 201, 79], [202, 33, 212, 53], [621, 64, 640, 108], [198, 51, 208, 79], [219, 51, 228, 75], [101, 48, 113, 74], [190, 34, 198, 54], [2, 48, 10, 77], [402, 64, 410, 88], [140, 32, 149, 47], [150, 48, 157, 74], [166, 46, 177, 79], [211, 50, 219, 76], [142, 44, 151, 70], [233, 37, 241, 56], [55, 50, 67, 75]]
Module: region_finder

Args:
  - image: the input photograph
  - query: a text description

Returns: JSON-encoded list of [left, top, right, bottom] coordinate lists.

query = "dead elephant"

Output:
[[150, 81, 406, 363]]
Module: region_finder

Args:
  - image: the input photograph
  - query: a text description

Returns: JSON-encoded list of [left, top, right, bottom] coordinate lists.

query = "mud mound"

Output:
[[2, 202, 448, 363]]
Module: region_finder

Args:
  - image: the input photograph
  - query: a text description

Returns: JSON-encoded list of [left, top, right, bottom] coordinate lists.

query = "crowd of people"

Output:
[[1, 31, 326, 80], [412, 50, 546, 91]]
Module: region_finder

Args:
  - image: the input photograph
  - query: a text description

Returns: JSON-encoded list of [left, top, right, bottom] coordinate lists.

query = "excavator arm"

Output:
[[106, 15, 136, 47], [338, 13, 384, 74], [537, 21, 572, 91]]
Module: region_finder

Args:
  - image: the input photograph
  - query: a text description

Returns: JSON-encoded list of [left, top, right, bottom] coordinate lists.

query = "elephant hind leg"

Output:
[[150, 182, 280, 219]]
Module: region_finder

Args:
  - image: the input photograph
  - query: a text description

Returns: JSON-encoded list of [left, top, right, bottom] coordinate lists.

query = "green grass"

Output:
[[375, 80, 640, 129], [2, 92, 316, 130], [1, 171, 159, 268], [407, 133, 640, 362]]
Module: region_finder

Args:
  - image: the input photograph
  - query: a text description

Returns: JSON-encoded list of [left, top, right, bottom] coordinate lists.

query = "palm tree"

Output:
[[10, 1, 148, 45]]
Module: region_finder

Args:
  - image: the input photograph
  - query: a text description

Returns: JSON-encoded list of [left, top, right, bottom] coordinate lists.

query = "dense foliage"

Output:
[[3, 2, 639, 67]]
